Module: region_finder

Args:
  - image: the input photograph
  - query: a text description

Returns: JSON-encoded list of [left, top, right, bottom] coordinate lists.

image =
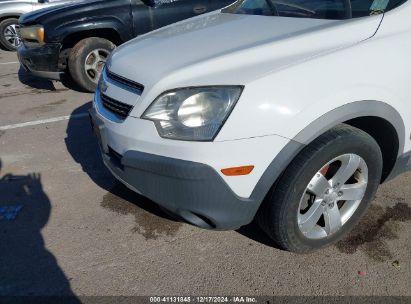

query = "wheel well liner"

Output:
[[0, 16, 20, 22], [344, 117, 399, 182]]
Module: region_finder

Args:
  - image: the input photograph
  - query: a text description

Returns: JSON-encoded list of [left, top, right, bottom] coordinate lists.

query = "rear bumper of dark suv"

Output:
[[89, 107, 263, 230]]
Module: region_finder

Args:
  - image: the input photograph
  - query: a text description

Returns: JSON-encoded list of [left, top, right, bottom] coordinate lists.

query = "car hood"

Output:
[[0, 0, 23, 3], [0, 0, 32, 3], [109, 12, 383, 90], [19, 0, 97, 26]]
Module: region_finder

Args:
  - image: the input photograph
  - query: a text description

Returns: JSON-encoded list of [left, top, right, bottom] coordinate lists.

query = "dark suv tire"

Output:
[[68, 37, 115, 92], [0, 18, 21, 51], [257, 124, 383, 253]]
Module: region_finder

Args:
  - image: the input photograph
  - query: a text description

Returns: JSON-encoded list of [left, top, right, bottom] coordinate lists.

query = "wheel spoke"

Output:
[[299, 199, 325, 234], [92, 50, 102, 63], [84, 62, 94, 70], [86, 53, 97, 67], [330, 154, 361, 187], [307, 173, 331, 197], [92, 61, 99, 71], [339, 182, 367, 201], [324, 204, 342, 235]]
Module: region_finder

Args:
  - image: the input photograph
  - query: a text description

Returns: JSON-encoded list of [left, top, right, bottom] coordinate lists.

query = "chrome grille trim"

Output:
[[106, 70, 144, 95], [100, 94, 133, 119]]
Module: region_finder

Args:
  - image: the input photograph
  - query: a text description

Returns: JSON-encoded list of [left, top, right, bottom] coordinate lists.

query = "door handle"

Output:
[[193, 5, 207, 14]]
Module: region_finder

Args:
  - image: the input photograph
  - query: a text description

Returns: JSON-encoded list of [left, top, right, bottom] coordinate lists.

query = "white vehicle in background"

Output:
[[90, 0, 411, 252], [0, 0, 78, 50]]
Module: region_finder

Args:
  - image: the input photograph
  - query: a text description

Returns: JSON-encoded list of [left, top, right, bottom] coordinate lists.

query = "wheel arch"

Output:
[[249, 100, 405, 223], [0, 15, 21, 22], [251, 101, 404, 202], [61, 28, 123, 49], [293, 100, 405, 182]]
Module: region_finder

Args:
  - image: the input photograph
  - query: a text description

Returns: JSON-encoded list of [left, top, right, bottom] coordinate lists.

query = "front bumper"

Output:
[[89, 90, 302, 230], [90, 108, 302, 230], [89, 107, 262, 230], [17, 42, 63, 80]]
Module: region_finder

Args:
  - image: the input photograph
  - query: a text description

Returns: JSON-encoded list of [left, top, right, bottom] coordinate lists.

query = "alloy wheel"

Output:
[[298, 154, 369, 240], [4, 23, 21, 48], [84, 49, 110, 83]]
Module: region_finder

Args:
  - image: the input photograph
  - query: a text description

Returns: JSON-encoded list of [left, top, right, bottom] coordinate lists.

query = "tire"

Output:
[[68, 37, 115, 92], [257, 124, 383, 253], [0, 18, 21, 51]]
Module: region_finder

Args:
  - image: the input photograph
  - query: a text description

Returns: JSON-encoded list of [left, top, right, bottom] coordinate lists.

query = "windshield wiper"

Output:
[[270, 0, 316, 15]]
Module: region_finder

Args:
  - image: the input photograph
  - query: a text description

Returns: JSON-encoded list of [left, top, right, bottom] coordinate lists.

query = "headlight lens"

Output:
[[19, 25, 45, 44], [143, 86, 243, 141]]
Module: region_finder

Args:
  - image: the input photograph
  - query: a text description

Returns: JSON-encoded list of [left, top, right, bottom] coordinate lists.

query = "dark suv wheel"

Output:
[[68, 37, 116, 92]]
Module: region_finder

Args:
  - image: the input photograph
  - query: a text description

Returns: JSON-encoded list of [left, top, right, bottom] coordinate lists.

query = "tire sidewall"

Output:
[[0, 18, 20, 51], [280, 132, 382, 251]]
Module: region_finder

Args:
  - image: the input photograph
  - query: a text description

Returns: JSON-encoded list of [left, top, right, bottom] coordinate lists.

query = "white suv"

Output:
[[90, 0, 411, 252]]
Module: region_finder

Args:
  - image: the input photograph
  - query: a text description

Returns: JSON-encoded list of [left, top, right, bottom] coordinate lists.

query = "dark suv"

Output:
[[17, 0, 235, 92]]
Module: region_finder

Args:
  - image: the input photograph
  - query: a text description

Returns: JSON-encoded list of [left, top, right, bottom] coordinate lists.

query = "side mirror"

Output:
[[141, 0, 155, 7]]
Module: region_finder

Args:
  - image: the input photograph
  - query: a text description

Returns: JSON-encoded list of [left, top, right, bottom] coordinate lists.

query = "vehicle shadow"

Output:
[[64, 102, 178, 224], [236, 220, 282, 249], [0, 45, 14, 52], [0, 159, 80, 301], [18, 66, 56, 91], [18, 66, 88, 93]]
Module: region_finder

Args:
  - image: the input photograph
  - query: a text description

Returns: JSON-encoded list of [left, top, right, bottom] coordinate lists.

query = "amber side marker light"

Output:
[[221, 166, 255, 176], [38, 27, 45, 44]]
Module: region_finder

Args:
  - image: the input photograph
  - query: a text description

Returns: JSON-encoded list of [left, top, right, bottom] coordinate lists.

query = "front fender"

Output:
[[217, 35, 409, 154], [45, 17, 132, 43]]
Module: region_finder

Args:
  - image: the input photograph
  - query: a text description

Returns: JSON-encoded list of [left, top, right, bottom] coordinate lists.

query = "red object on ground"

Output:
[[357, 271, 366, 277]]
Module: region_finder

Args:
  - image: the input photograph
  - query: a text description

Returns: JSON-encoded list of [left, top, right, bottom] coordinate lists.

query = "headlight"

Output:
[[142, 86, 243, 141], [19, 25, 44, 44]]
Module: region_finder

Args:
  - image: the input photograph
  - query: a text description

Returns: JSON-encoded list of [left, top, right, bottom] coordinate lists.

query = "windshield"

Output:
[[223, 0, 407, 20]]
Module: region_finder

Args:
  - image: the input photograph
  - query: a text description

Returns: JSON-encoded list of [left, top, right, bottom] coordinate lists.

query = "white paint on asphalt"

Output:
[[0, 113, 89, 131], [0, 61, 20, 65]]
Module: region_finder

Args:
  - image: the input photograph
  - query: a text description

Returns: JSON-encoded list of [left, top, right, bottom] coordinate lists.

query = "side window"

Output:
[[386, 0, 408, 10], [235, 0, 277, 16], [350, 0, 374, 17], [275, 0, 346, 19], [228, 0, 409, 19]]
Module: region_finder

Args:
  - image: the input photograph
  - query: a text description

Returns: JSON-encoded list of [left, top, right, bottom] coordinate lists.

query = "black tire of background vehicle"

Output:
[[68, 37, 115, 93], [0, 18, 20, 51], [257, 124, 383, 253]]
